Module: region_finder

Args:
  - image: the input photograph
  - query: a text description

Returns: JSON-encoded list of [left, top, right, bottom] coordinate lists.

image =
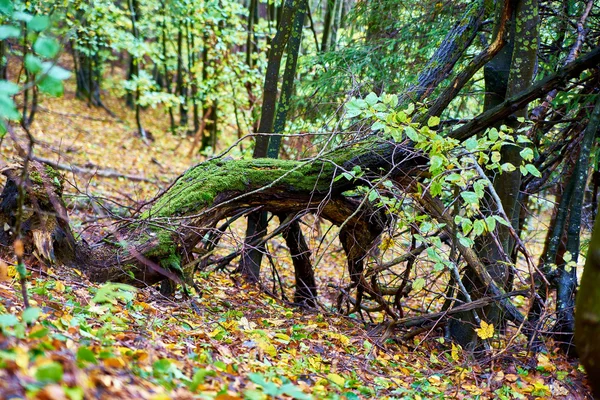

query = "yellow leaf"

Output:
[[461, 384, 483, 395], [150, 395, 171, 400], [54, 281, 66, 293], [104, 357, 126, 368], [475, 320, 494, 339], [257, 339, 277, 357], [5, 263, 17, 279], [451, 343, 461, 362], [537, 353, 556, 372], [379, 236, 394, 252], [327, 373, 345, 387]]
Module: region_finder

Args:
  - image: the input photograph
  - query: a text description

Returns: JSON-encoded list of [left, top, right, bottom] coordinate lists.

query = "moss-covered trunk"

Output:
[[0, 141, 424, 289], [576, 198, 600, 397]]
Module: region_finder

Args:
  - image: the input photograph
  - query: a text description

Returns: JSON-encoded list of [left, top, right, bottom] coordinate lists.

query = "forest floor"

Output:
[[0, 80, 593, 399]]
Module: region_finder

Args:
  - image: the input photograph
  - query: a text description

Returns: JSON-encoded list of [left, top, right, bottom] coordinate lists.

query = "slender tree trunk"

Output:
[[128, 0, 146, 140], [267, 3, 305, 158], [0, 41, 7, 80], [320, 0, 334, 52], [240, 0, 305, 282], [187, 20, 200, 134], [176, 24, 188, 128], [246, 0, 258, 67], [556, 96, 600, 352], [575, 100, 600, 391], [21, 23, 31, 129], [161, 1, 176, 133], [125, 0, 140, 110]]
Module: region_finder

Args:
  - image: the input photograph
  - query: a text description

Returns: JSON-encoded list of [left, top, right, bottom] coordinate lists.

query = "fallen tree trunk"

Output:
[[0, 140, 426, 290]]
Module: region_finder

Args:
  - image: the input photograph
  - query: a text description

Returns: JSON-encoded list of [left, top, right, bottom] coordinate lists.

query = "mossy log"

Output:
[[0, 140, 426, 288], [576, 201, 600, 397], [0, 162, 76, 268]]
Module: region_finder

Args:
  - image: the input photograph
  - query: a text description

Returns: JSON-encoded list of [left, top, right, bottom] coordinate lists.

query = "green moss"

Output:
[[144, 158, 335, 218], [44, 165, 62, 182], [140, 139, 382, 219], [30, 171, 43, 185], [29, 165, 63, 192], [145, 230, 177, 259], [159, 253, 182, 273]]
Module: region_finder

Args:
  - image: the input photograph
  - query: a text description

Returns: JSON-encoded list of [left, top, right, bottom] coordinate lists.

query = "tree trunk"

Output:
[[576, 169, 600, 397], [0, 142, 423, 290], [240, 0, 305, 282]]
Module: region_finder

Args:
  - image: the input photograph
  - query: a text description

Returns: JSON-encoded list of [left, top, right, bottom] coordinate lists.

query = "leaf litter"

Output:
[[0, 74, 592, 399]]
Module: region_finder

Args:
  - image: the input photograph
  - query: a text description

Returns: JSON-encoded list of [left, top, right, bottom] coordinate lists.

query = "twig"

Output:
[[33, 156, 158, 183]]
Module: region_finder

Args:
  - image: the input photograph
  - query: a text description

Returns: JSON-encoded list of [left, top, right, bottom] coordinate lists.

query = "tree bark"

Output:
[[0, 142, 424, 288]]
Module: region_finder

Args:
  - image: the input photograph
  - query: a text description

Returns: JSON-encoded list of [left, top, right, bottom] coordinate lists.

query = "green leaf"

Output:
[[189, 368, 216, 391], [29, 327, 49, 339], [33, 37, 59, 58], [92, 283, 137, 304], [420, 221, 433, 233], [35, 362, 64, 383], [460, 191, 478, 205], [22, 307, 40, 324], [371, 121, 385, 131], [344, 392, 360, 400], [501, 163, 516, 172], [42, 62, 71, 80], [365, 92, 379, 106], [430, 155, 443, 172], [485, 216, 496, 232], [345, 98, 367, 118], [473, 220, 485, 236], [37, 76, 64, 96], [394, 111, 407, 123], [0, 314, 19, 328], [458, 235, 474, 247], [404, 126, 419, 141], [0, 0, 13, 15], [525, 164, 541, 177], [386, 94, 398, 108], [427, 116, 440, 127], [412, 278, 426, 292], [488, 127, 499, 141], [76, 347, 97, 364], [464, 136, 478, 152], [461, 219, 473, 235], [13, 11, 33, 22], [493, 215, 511, 227], [0, 94, 20, 120], [563, 251, 572, 263], [517, 135, 530, 143], [63, 387, 84, 400], [0, 25, 20, 40], [0, 80, 18, 95], [279, 383, 312, 400], [519, 147, 534, 161], [368, 190, 378, 202], [446, 173, 462, 183], [25, 54, 42, 74], [520, 165, 528, 176], [427, 247, 442, 262], [430, 180, 442, 197], [27, 15, 49, 32], [249, 373, 279, 396]]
